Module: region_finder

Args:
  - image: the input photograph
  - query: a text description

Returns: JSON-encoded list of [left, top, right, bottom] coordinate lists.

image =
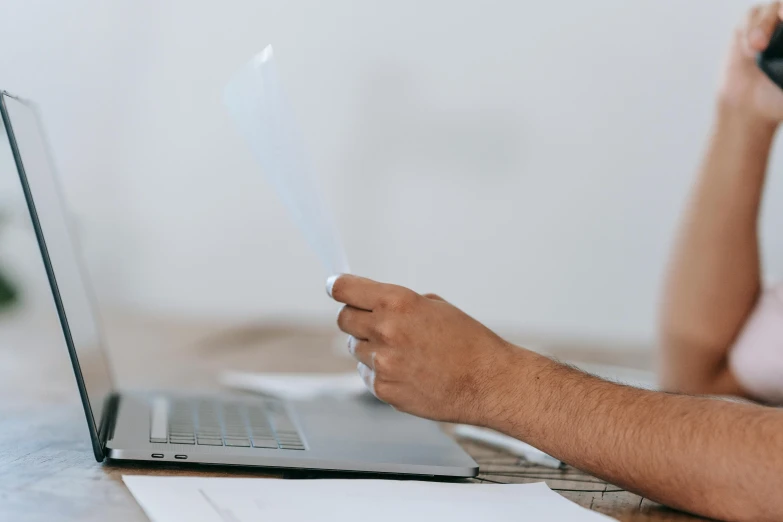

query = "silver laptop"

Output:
[[0, 91, 478, 478]]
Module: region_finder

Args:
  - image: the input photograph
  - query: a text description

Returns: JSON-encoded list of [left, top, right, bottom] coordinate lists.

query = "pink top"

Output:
[[729, 284, 783, 404]]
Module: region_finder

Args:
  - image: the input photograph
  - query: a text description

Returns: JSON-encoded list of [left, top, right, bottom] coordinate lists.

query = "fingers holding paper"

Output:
[[328, 274, 516, 425]]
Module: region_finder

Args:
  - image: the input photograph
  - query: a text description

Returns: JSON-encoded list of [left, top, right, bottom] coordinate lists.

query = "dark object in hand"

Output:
[[758, 24, 783, 90]]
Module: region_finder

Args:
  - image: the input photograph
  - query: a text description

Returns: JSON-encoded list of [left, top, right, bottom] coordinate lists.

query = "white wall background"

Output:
[[0, 0, 778, 346]]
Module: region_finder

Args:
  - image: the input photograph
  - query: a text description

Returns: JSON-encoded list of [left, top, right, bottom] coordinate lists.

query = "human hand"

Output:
[[719, 2, 783, 123], [327, 274, 519, 426]]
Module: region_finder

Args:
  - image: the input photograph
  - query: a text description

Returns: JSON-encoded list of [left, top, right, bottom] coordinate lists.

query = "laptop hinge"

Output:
[[98, 392, 121, 451]]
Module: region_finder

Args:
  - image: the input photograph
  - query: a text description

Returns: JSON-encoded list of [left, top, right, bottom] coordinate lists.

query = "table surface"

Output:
[[0, 308, 706, 522]]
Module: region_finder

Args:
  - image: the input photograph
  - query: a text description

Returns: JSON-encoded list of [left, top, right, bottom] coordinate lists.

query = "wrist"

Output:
[[472, 343, 548, 431], [715, 98, 779, 142]]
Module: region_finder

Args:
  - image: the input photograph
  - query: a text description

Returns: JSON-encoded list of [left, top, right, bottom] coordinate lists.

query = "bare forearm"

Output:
[[660, 104, 776, 394], [484, 349, 783, 521]]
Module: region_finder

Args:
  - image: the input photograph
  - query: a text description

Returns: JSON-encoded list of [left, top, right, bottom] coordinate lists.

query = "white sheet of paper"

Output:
[[123, 476, 618, 522], [219, 371, 368, 401], [223, 45, 350, 277]]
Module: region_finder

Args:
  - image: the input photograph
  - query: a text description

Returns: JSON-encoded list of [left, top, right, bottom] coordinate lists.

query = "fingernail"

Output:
[[347, 335, 358, 356], [357, 362, 377, 397], [326, 274, 340, 298]]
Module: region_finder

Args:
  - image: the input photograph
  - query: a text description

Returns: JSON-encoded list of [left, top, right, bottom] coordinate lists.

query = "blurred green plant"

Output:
[[0, 269, 16, 310], [0, 214, 18, 311]]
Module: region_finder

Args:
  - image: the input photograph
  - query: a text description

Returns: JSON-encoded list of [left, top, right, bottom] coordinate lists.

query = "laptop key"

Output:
[[150, 398, 169, 443], [252, 439, 279, 449], [225, 439, 252, 447], [277, 437, 302, 444], [197, 438, 224, 446]]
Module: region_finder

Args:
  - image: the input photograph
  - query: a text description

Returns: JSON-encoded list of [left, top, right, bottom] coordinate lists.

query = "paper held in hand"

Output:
[[224, 45, 350, 277]]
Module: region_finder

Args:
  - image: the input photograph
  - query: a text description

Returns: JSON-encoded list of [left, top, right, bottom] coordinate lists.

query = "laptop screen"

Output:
[[0, 93, 114, 449]]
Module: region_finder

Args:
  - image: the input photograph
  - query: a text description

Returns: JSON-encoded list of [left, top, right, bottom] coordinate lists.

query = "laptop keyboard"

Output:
[[151, 398, 305, 450]]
